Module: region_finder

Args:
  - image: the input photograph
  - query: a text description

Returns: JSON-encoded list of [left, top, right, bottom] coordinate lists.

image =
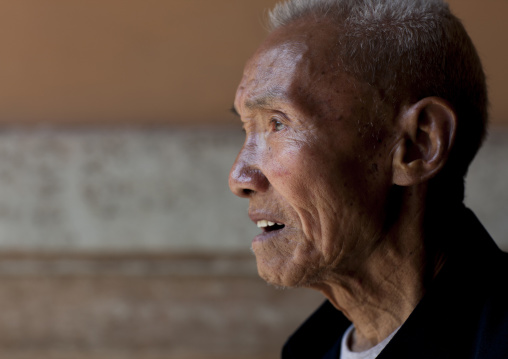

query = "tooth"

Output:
[[277, 223, 283, 226], [267, 221, 275, 226], [257, 220, 268, 228]]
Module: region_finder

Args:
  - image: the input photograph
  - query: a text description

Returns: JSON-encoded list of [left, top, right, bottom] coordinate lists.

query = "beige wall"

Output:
[[0, 0, 277, 125], [448, 0, 508, 125], [0, 0, 506, 126]]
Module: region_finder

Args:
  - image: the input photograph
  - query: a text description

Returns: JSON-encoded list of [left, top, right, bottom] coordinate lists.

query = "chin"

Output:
[[254, 248, 325, 289]]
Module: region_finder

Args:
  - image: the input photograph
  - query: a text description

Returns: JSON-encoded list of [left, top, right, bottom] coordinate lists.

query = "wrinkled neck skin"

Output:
[[310, 185, 449, 352]]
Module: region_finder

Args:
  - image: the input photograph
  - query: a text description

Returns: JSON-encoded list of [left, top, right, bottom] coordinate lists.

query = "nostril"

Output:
[[242, 188, 254, 196]]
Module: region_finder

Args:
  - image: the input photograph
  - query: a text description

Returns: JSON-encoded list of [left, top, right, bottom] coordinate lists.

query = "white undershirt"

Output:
[[339, 324, 400, 359]]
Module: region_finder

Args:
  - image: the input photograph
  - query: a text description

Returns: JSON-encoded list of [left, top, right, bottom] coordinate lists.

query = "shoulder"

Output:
[[474, 251, 508, 356], [379, 214, 508, 359]]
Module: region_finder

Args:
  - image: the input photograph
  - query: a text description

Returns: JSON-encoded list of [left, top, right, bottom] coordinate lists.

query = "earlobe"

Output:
[[392, 97, 457, 186]]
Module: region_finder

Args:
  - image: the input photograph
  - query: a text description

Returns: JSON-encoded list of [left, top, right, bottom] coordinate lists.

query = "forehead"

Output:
[[242, 40, 307, 97], [235, 19, 366, 119]]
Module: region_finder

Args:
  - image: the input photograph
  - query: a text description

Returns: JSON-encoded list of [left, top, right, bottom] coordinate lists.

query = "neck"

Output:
[[310, 190, 454, 352]]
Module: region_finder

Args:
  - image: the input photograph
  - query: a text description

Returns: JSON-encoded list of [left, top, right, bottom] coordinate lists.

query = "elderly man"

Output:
[[228, 0, 508, 358]]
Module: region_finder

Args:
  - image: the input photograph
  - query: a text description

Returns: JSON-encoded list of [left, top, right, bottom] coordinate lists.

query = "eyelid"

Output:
[[268, 109, 291, 124], [271, 110, 290, 121]]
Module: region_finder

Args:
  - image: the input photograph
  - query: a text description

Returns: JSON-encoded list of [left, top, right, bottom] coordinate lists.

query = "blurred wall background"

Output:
[[0, 1, 506, 358]]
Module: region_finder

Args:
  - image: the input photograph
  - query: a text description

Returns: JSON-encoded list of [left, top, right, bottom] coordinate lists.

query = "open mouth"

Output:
[[257, 220, 285, 233]]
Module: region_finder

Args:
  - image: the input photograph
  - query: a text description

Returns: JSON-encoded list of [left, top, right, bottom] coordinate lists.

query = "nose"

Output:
[[229, 147, 269, 198]]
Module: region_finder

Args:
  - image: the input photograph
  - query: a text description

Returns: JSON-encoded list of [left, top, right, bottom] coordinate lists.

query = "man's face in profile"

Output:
[[229, 18, 397, 288]]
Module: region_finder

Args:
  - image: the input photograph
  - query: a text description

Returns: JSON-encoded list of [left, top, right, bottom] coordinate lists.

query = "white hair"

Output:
[[269, 0, 448, 30], [267, 0, 488, 200]]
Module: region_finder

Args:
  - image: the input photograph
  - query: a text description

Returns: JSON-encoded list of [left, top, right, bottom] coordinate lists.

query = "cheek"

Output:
[[265, 139, 385, 249], [263, 142, 294, 177], [268, 140, 348, 207], [265, 143, 320, 207], [265, 143, 338, 239]]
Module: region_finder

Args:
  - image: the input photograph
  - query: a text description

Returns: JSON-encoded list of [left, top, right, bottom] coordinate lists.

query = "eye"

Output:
[[270, 118, 285, 132]]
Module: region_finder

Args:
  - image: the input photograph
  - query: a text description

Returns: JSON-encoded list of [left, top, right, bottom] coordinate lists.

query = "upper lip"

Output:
[[248, 210, 285, 225]]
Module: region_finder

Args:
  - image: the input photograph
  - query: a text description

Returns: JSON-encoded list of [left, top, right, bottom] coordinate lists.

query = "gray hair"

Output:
[[269, 0, 487, 201]]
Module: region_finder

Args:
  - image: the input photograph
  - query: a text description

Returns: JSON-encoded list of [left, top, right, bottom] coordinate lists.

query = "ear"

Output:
[[392, 97, 457, 186]]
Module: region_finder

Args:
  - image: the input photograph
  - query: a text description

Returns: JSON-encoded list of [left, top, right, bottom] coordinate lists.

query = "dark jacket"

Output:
[[282, 208, 508, 358]]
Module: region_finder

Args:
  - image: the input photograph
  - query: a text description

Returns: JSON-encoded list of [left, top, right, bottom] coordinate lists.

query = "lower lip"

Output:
[[252, 227, 285, 244]]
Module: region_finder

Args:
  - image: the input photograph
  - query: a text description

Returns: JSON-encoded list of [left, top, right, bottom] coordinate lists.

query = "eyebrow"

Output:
[[230, 87, 289, 118], [245, 87, 287, 111]]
